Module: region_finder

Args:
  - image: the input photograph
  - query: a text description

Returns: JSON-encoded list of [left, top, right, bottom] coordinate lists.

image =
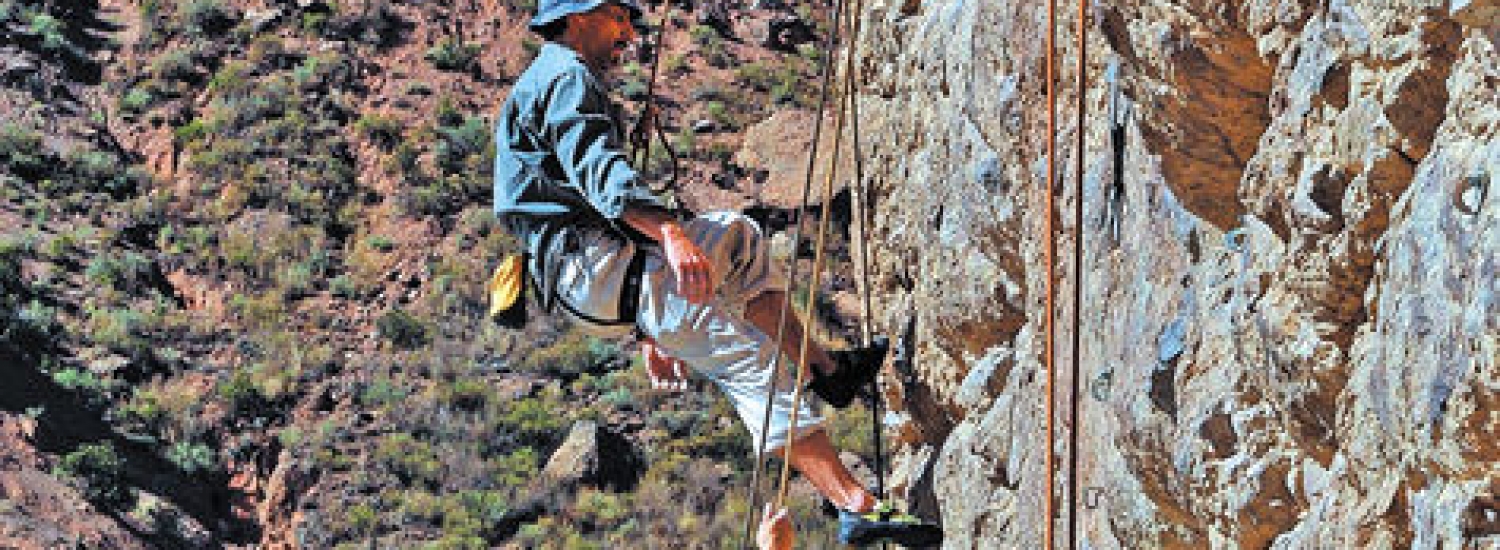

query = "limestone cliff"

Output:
[[847, 0, 1497, 546]]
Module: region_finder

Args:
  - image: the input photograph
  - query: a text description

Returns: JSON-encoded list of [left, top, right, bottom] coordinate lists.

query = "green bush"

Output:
[[735, 62, 775, 91], [435, 115, 492, 176], [689, 24, 719, 47], [0, 123, 46, 177], [173, 119, 212, 147], [25, 11, 70, 53], [705, 101, 731, 127], [63, 149, 147, 197], [218, 368, 268, 419], [345, 503, 378, 537], [275, 261, 315, 299], [330, 275, 359, 298], [54, 442, 130, 508], [180, 0, 236, 36], [516, 331, 619, 377], [674, 126, 696, 155], [119, 85, 157, 115], [52, 368, 112, 397], [620, 78, 648, 101], [492, 390, 569, 449], [165, 441, 216, 474], [355, 112, 403, 149], [84, 306, 152, 355], [207, 60, 252, 95], [439, 378, 488, 412], [118, 387, 169, 437], [377, 309, 428, 349], [366, 235, 394, 252], [373, 433, 441, 487], [151, 49, 199, 81], [359, 377, 408, 408], [83, 251, 154, 292], [426, 38, 480, 72], [13, 299, 60, 344]]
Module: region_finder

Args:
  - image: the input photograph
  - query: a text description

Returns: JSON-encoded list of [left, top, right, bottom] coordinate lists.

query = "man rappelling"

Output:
[[490, 0, 941, 545]]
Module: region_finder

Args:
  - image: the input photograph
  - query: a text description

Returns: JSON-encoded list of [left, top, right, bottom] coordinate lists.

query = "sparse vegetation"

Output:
[[54, 442, 130, 509], [165, 441, 217, 474], [377, 308, 428, 349], [0, 0, 853, 545], [427, 38, 481, 72], [180, 0, 237, 36]]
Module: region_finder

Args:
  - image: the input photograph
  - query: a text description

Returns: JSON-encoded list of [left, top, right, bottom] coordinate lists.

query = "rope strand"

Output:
[[738, 0, 848, 543], [775, 24, 854, 512], [1045, 0, 1059, 545], [1068, 0, 1088, 546]]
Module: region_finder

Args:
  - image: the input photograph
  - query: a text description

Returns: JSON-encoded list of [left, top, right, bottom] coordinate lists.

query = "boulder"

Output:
[[760, 15, 815, 52], [541, 420, 643, 492]]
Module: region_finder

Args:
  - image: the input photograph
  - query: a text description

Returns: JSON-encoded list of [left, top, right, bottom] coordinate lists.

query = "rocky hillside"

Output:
[[1, 0, 886, 547], [853, 0, 1497, 547], [3, 0, 1495, 546]]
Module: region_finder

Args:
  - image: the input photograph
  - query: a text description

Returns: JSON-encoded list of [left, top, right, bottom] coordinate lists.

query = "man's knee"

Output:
[[696, 211, 766, 241]]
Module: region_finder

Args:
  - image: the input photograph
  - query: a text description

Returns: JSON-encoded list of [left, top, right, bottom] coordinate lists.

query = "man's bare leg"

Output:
[[777, 428, 876, 513], [745, 290, 836, 378]]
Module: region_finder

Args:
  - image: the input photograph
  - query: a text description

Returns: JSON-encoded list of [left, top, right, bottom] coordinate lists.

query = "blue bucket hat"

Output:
[[530, 0, 645, 31]]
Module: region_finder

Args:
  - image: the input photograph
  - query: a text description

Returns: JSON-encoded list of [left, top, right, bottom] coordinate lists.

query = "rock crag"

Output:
[[848, 0, 1497, 546]]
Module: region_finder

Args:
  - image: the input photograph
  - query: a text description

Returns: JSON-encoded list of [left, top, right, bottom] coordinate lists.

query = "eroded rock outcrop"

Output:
[[847, 0, 1497, 546]]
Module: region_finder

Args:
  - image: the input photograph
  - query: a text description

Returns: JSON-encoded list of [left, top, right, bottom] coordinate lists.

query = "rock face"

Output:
[[847, 0, 1497, 547]]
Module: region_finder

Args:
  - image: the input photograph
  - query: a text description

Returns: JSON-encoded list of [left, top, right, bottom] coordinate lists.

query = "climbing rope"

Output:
[[739, 0, 849, 544], [631, 0, 681, 196], [842, 3, 887, 510], [773, 0, 861, 510], [1044, 0, 1059, 546], [1068, 0, 1088, 546], [1045, 0, 1090, 545]]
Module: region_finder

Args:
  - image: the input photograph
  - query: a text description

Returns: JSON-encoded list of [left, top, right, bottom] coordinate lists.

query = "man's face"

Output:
[[567, 4, 638, 74]]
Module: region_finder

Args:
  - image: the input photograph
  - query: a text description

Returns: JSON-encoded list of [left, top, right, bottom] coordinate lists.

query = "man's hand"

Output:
[[757, 504, 794, 550], [660, 224, 716, 304], [641, 337, 689, 391], [620, 207, 717, 304]]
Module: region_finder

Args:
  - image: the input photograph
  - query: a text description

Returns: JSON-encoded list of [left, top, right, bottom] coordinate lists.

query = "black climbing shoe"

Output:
[[838, 502, 944, 548], [809, 337, 889, 409]]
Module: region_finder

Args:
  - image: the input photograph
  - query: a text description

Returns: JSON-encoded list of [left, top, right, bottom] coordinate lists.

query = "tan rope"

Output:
[[773, 18, 856, 511], [738, 0, 850, 544], [841, 0, 888, 508], [1045, 0, 1059, 545], [1068, 0, 1088, 546]]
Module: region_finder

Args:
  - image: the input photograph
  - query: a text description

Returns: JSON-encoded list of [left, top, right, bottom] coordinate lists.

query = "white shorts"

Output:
[[547, 211, 824, 454]]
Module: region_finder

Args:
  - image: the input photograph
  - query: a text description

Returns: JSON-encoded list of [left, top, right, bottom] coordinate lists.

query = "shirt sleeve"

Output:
[[538, 69, 663, 220]]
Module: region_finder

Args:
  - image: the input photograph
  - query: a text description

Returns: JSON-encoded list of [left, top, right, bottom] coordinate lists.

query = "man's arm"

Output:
[[536, 68, 715, 304], [621, 205, 716, 304]]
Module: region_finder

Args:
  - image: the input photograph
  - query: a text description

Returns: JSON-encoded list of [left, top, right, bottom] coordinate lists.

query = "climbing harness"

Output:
[[486, 216, 650, 330]]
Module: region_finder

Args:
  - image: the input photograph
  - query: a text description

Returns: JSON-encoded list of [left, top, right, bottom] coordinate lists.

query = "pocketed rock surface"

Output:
[[847, 0, 1497, 546]]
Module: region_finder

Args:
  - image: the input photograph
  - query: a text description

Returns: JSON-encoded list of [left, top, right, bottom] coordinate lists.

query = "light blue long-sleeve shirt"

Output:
[[492, 42, 661, 246]]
